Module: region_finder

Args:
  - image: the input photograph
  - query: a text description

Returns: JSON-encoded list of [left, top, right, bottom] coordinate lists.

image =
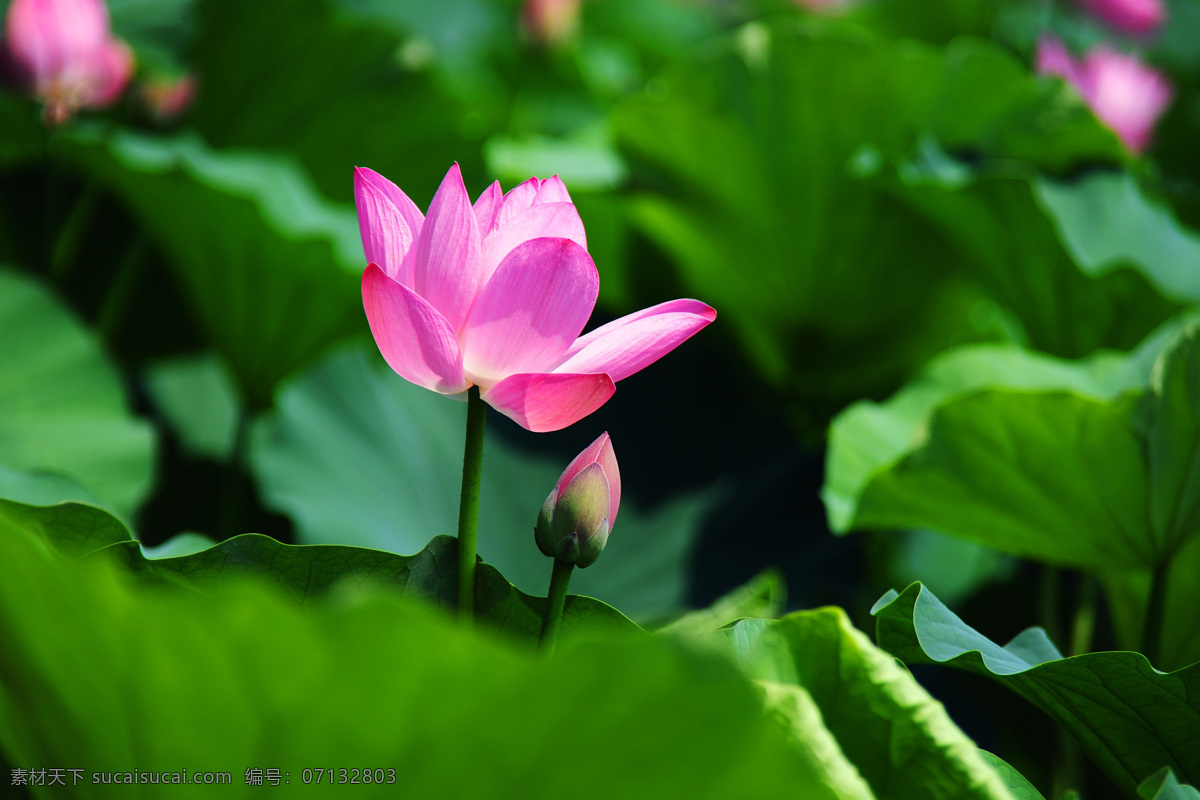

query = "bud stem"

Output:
[[538, 558, 575, 654], [456, 386, 487, 620]]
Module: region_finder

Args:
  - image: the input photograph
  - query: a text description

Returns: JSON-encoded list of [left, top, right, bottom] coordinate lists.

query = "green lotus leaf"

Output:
[[873, 583, 1200, 796]]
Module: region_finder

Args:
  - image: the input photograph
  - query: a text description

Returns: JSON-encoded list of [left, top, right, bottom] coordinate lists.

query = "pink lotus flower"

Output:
[[535, 432, 619, 567], [1077, 0, 1164, 36], [1036, 37, 1172, 153], [357, 164, 716, 432], [2, 0, 133, 124]]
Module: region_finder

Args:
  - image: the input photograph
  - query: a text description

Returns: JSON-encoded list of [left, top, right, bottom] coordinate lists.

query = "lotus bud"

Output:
[[535, 432, 620, 568]]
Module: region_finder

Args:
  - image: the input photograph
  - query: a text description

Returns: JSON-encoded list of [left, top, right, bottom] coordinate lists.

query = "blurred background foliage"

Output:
[[3, 0, 1200, 793]]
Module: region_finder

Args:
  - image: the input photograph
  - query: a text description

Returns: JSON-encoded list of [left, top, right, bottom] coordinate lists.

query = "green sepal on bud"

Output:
[[535, 462, 611, 568]]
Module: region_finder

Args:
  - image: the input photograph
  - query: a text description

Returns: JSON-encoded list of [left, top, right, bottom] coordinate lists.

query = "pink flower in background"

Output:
[[1036, 37, 1172, 153], [357, 164, 716, 432], [789, 0, 857, 13], [1077, 0, 1164, 36], [2, 0, 133, 124], [139, 73, 195, 122], [523, 0, 580, 45], [535, 432, 619, 567]]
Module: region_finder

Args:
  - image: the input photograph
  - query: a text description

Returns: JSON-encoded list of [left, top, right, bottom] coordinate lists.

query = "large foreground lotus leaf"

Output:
[[64, 128, 364, 408], [0, 499, 129, 560], [0, 503, 849, 800], [710, 609, 1018, 800], [0, 495, 636, 645], [0, 269, 155, 519], [614, 21, 1123, 413], [249, 345, 714, 620], [826, 322, 1200, 668], [105, 534, 639, 645], [872, 583, 1200, 798]]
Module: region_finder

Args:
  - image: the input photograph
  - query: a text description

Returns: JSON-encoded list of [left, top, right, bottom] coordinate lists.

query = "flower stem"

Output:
[[456, 386, 487, 619], [1039, 565, 1063, 649], [42, 127, 62, 279], [1069, 573, 1097, 657], [1141, 558, 1170, 665], [50, 179, 100, 286], [216, 405, 251, 542], [97, 236, 148, 342], [538, 559, 574, 655]]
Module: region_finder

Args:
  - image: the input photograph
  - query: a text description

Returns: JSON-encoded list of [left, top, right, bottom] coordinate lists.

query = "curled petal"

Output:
[[412, 163, 482, 332], [362, 264, 467, 395], [482, 372, 615, 432], [553, 299, 716, 383], [355, 167, 423, 284], [461, 238, 598, 384], [478, 201, 586, 285]]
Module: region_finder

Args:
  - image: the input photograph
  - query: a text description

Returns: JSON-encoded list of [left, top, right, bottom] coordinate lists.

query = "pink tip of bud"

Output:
[[535, 433, 620, 568]]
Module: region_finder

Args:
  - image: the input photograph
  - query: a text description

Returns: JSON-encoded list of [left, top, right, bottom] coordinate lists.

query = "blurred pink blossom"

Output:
[[1036, 36, 1172, 153], [356, 164, 715, 432], [523, 0, 580, 45], [789, 0, 857, 13], [139, 73, 195, 122], [1077, 0, 1165, 36], [3, 0, 133, 124]]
